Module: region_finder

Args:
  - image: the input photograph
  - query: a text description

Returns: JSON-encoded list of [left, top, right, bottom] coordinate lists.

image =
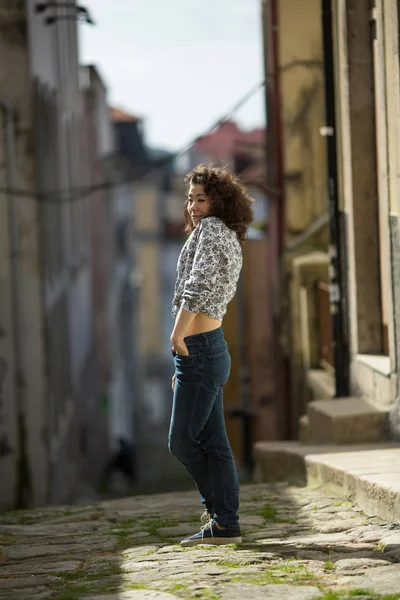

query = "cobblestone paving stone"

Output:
[[1, 483, 400, 600]]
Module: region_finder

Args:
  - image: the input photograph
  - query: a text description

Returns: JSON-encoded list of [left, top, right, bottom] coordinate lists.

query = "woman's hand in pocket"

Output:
[[171, 337, 189, 356]]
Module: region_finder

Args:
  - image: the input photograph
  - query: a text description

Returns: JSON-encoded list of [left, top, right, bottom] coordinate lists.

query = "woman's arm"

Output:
[[170, 307, 197, 355], [170, 218, 221, 354], [180, 219, 221, 314]]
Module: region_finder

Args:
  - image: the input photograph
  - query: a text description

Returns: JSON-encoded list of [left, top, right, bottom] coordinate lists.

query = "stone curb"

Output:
[[306, 448, 400, 523], [254, 441, 400, 523]]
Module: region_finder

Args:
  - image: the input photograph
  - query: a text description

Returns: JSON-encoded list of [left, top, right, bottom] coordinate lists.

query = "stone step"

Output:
[[307, 397, 388, 444], [306, 368, 335, 400], [253, 440, 400, 522]]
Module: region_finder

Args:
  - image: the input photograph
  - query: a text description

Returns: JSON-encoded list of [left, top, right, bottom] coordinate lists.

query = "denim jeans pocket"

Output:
[[172, 347, 200, 358], [208, 349, 231, 386], [174, 354, 199, 383], [175, 354, 198, 362]]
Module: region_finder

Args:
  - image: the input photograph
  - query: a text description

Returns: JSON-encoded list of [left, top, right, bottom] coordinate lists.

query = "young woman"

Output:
[[169, 164, 254, 547]]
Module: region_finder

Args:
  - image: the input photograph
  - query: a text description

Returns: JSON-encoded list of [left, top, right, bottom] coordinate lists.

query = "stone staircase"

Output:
[[300, 368, 388, 445], [252, 368, 399, 521], [254, 386, 391, 487], [300, 397, 387, 444]]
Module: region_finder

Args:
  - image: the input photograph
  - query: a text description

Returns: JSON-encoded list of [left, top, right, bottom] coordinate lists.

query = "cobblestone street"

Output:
[[1, 483, 400, 600]]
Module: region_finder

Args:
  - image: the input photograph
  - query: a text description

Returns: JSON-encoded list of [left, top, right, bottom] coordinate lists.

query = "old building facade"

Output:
[[0, 1, 109, 509], [334, 0, 400, 434], [261, 0, 400, 445]]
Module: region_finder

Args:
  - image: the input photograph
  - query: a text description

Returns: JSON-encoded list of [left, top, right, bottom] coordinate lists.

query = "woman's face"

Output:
[[187, 183, 211, 227]]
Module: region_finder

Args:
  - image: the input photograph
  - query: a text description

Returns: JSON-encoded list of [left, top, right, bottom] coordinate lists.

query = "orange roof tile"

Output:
[[110, 107, 139, 123], [194, 121, 266, 160]]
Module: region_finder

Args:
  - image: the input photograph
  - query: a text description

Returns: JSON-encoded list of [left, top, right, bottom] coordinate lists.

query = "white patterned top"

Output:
[[172, 216, 243, 321]]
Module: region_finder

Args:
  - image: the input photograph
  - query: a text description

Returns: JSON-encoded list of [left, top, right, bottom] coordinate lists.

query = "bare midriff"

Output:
[[184, 312, 222, 337]]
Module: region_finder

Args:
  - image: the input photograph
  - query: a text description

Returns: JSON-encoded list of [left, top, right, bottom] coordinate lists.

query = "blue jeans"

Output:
[[168, 327, 240, 529]]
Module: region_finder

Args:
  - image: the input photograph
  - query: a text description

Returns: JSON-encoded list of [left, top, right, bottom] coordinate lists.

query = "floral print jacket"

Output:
[[172, 216, 243, 321]]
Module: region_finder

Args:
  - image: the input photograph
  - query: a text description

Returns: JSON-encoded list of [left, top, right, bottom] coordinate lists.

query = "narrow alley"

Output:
[[2, 1, 400, 599]]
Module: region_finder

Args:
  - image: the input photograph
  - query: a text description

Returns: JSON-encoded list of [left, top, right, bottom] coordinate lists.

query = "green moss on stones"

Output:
[[257, 504, 279, 520], [228, 561, 315, 586], [215, 559, 252, 569], [255, 503, 297, 524], [142, 518, 178, 534], [318, 590, 400, 600], [199, 589, 221, 600]]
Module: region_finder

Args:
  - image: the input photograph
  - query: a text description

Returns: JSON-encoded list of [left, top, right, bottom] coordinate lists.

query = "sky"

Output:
[[79, 0, 265, 151]]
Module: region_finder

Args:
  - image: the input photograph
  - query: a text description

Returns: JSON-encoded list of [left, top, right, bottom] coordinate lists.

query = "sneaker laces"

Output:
[[200, 519, 215, 540], [200, 510, 212, 524]]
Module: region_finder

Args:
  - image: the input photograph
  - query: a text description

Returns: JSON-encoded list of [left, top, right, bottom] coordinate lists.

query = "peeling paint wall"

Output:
[[0, 1, 48, 509], [279, 0, 327, 236], [277, 0, 329, 435], [0, 1, 100, 509]]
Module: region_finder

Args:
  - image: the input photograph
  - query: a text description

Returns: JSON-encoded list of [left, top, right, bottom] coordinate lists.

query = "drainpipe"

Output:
[[269, 0, 285, 255], [320, 0, 349, 397], [262, 0, 290, 438], [0, 102, 29, 504]]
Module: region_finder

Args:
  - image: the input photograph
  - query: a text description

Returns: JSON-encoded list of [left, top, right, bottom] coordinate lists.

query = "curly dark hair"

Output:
[[183, 164, 254, 241]]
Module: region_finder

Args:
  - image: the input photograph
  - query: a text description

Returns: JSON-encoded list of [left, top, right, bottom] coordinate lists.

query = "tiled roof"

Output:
[[239, 128, 265, 145], [109, 107, 139, 123], [194, 120, 265, 160]]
